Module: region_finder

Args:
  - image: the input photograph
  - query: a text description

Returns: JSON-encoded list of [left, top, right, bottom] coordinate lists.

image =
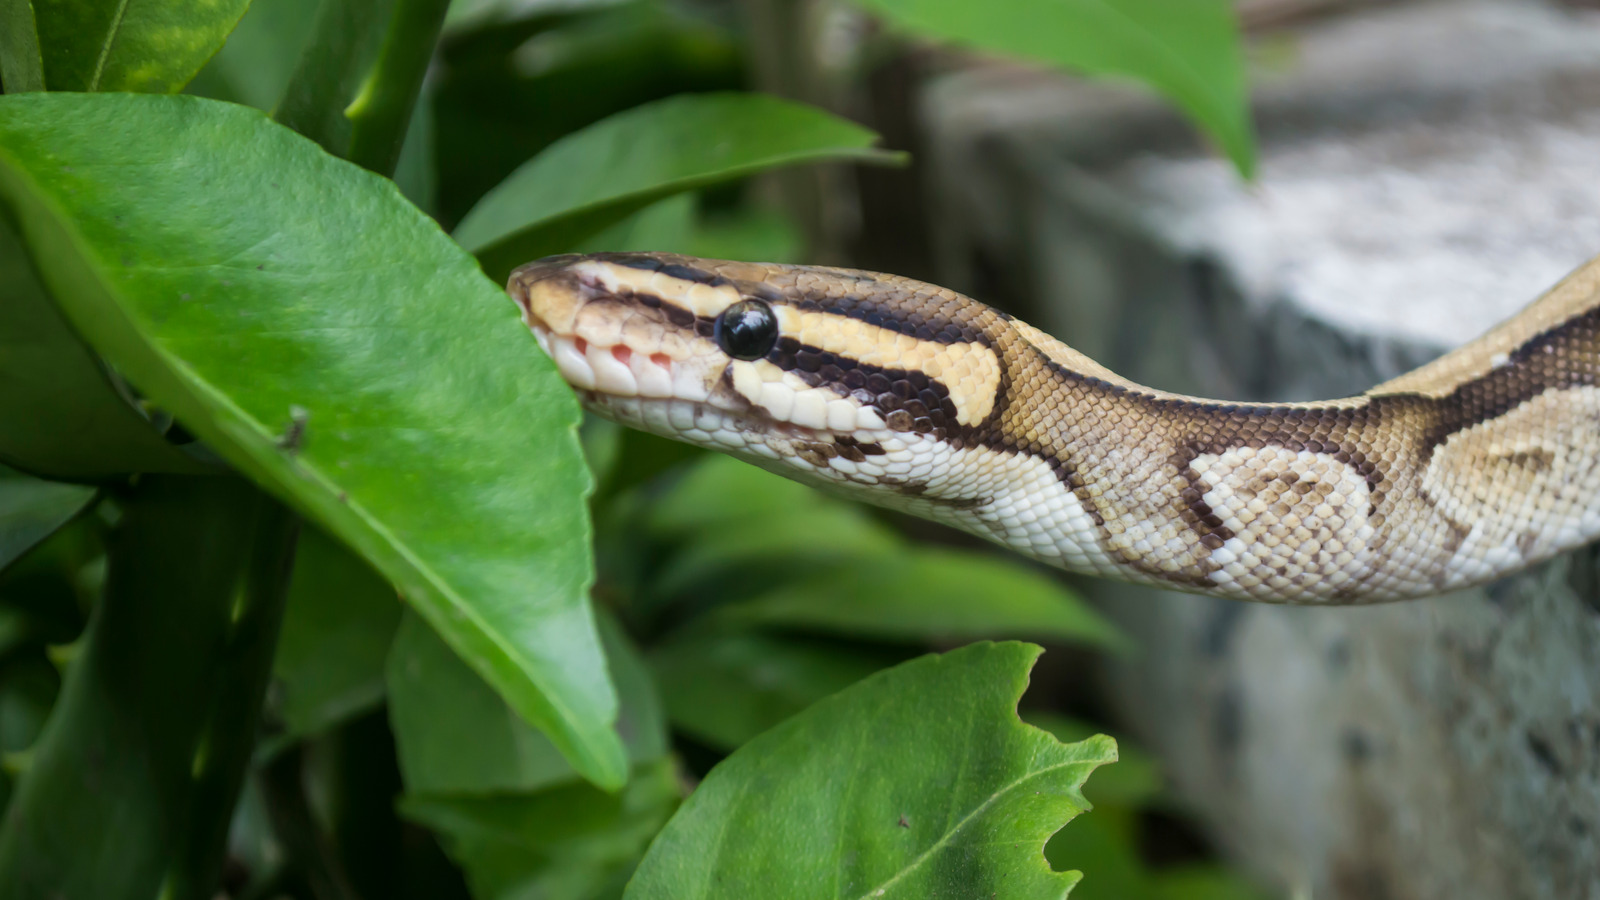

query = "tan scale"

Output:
[[510, 251, 1600, 604]]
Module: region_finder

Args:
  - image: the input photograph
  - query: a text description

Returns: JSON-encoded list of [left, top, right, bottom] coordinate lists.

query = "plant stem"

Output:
[[274, 0, 449, 180], [345, 0, 451, 178], [0, 475, 299, 900]]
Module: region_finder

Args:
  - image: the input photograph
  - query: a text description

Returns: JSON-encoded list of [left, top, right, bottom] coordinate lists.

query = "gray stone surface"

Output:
[[919, 2, 1600, 897]]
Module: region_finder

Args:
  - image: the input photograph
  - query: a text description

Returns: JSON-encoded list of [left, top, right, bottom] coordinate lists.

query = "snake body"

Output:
[[510, 251, 1600, 604]]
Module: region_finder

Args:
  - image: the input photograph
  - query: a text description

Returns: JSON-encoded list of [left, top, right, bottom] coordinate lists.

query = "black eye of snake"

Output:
[[715, 299, 779, 360]]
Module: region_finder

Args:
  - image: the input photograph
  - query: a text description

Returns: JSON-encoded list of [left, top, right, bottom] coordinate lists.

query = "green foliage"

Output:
[[0, 91, 622, 786], [854, 0, 1255, 175], [0, 2, 1266, 898], [0, 477, 295, 900], [403, 758, 681, 900], [271, 524, 401, 739], [0, 0, 44, 93], [0, 214, 212, 479], [714, 550, 1127, 648], [0, 473, 95, 574], [388, 611, 666, 795], [455, 92, 908, 281], [627, 643, 1116, 900], [649, 631, 897, 749], [26, 0, 249, 93]]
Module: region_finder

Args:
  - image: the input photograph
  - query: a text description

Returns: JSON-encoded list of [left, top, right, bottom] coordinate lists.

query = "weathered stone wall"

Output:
[[919, 3, 1600, 896]]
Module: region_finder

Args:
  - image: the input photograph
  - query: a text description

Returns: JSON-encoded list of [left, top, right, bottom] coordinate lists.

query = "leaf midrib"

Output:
[[88, 0, 133, 91], [851, 757, 1084, 900]]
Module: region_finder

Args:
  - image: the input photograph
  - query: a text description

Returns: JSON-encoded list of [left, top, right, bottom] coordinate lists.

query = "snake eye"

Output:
[[714, 299, 779, 360]]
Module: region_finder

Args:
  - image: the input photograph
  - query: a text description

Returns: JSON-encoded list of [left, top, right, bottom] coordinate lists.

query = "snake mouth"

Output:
[[530, 323, 682, 399], [512, 258, 689, 399]]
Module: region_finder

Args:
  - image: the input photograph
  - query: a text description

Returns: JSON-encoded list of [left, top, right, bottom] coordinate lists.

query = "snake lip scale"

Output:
[[509, 250, 1600, 605]]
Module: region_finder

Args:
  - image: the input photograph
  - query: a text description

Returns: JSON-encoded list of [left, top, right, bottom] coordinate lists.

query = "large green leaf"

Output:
[[389, 609, 664, 795], [626, 642, 1117, 900], [453, 92, 908, 281], [718, 549, 1128, 651], [0, 471, 96, 574], [32, 0, 250, 93], [853, 0, 1254, 176], [0, 93, 624, 788]]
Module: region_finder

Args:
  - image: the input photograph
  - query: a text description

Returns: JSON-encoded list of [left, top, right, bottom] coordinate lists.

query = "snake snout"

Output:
[[507, 255, 590, 336]]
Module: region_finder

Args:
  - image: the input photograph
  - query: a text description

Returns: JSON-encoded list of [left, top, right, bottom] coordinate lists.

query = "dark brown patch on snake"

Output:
[[1411, 304, 1600, 456], [600, 253, 737, 290], [834, 435, 885, 462], [768, 340, 963, 442]]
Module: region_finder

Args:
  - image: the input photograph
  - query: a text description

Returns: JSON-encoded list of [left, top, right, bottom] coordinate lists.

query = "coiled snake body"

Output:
[[511, 252, 1600, 604]]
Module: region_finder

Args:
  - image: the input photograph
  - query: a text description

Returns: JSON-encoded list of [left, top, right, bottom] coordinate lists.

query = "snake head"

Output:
[[508, 251, 1005, 483]]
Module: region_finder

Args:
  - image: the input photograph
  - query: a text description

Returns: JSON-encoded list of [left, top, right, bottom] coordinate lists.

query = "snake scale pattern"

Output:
[[511, 251, 1600, 604]]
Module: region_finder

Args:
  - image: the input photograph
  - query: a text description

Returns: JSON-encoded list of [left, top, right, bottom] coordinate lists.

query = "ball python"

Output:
[[509, 251, 1600, 604]]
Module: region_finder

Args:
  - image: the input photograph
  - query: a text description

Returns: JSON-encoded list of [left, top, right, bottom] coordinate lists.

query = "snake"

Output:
[[509, 251, 1600, 604]]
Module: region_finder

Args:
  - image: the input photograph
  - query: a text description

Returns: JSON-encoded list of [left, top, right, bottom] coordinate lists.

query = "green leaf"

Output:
[[272, 524, 401, 738], [0, 476, 297, 900], [0, 0, 44, 93], [0, 93, 624, 789], [273, 0, 395, 159], [185, 0, 320, 112], [454, 92, 908, 281], [33, 0, 250, 93], [649, 504, 900, 603], [636, 455, 901, 604], [273, 0, 447, 179], [648, 631, 897, 750], [1025, 714, 1160, 809], [0, 472, 96, 574], [643, 453, 824, 535], [719, 549, 1129, 651], [852, 0, 1255, 176], [403, 758, 681, 900], [0, 209, 212, 480], [627, 642, 1117, 900], [389, 609, 664, 794], [683, 206, 802, 264], [0, 652, 59, 812]]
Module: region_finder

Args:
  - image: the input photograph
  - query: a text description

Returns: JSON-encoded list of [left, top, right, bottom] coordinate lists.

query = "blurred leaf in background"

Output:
[[852, 0, 1255, 175], [455, 91, 907, 280]]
